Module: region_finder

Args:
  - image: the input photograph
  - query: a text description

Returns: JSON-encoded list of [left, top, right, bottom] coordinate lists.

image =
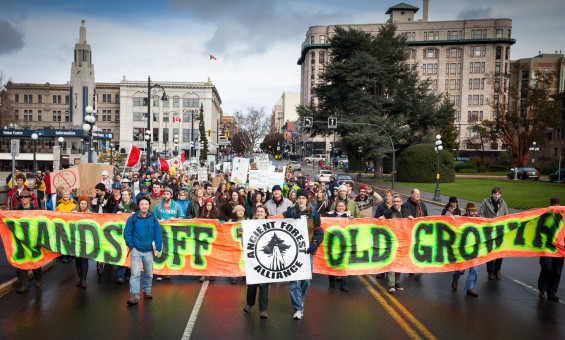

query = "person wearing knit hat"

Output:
[[264, 184, 293, 217], [441, 196, 462, 217], [331, 184, 361, 218], [354, 184, 382, 217], [283, 183, 324, 320], [200, 197, 220, 219]]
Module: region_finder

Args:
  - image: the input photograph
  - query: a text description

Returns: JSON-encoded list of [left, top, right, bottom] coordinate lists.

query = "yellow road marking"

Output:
[[358, 275, 423, 339], [364, 275, 437, 340]]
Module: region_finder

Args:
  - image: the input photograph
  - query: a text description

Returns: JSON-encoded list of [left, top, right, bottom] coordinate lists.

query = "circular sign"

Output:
[[53, 169, 78, 189], [254, 229, 299, 272]]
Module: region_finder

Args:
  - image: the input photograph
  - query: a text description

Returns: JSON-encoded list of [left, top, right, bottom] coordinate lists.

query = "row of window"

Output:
[[132, 97, 200, 107], [453, 111, 485, 123], [132, 110, 201, 123], [14, 93, 120, 104], [308, 35, 326, 44], [421, 62, 491, 75], [408, 46, 509, 60], [14, 109, 119, 123], [310, 51, 325, 65], [401, 28, 510, 42], [132, 127, 199, 143]]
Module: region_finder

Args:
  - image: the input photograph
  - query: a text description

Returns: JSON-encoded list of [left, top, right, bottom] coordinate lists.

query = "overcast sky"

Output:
[[0, 0, 563, 114]]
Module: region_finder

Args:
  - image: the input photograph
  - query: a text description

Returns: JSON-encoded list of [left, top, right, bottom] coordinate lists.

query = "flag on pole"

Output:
[[159, 154, 185, 172], [209, 54, 218, 60], [158, 157, 170, 171], [172, 117, 182, 123], [126, 145, 142, 168]]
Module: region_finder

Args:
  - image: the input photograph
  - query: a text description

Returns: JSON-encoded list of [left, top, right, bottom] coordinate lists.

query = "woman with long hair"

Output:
[[223, 190, 245, 221], [74, 196, 92, 288], [200, 198, 221, 219]]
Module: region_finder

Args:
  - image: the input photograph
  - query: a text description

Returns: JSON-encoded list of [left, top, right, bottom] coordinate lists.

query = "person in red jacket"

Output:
[[7, 173, 38, 210]]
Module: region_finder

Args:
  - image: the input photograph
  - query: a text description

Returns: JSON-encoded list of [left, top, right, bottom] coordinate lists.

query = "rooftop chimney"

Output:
[[423, 0, 429, 22]]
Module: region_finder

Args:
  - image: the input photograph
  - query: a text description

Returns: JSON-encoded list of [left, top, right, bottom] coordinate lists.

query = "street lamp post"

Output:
[[58, 137, 65, 170], [147, 75, 168, 167], [174, 134, 179, 157], [31, 133, 38, 172], [529, 141, 539, 165], [83, 106, 97, 163], [358, 146, 363, 179], [433, 134, 443, 201], [110, 143, 114, 165], [144, 130, 152, 166]]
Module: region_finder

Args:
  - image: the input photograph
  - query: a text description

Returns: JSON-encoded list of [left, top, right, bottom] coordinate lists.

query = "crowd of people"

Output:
[[4, 164, 563, 318]]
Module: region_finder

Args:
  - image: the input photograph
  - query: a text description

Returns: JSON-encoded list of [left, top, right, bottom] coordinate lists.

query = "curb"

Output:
[[0, 260, 56, 298]]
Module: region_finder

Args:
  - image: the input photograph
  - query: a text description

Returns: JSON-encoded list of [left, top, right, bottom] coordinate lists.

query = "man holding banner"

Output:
[[283, 189, 324, 320]]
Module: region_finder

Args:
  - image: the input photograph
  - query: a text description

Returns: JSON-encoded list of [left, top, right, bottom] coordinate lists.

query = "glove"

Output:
[[293, 213, 301, 219], [306, 243, 317, 254]]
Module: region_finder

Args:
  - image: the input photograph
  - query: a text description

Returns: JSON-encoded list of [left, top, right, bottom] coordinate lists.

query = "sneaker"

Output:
[[260, 311, 268, 319], [243, 305, 251, 313], [388, 287, 396, 293], [199, 276, 208, 282], [487, 273, 495, 280], [116, 277, 125, 284], [539, 291, 547, 299], [165, 276, 172, 279], [143, 292, 153, 299], [155, 276, 163, 281], [451, 282, 458, 291], [293, 311, 303, 320], [548, 293, 560, 302], [127, 296, 139, 306], [395, 284, 404, 291], [35, 279, 42, 288], [466, 289, 479, 297], [495, 271, 502, 280]]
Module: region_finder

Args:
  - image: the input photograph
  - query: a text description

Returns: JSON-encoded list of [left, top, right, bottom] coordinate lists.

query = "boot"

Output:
[[80, 266, 88, 288], [76, 267, 83, 287], [16, 269, 30, 293]]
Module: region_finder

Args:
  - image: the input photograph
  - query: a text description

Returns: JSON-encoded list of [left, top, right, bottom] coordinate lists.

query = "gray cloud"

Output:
[[0, 19, 25, 55], [457, 6, 494, 20], [170, 0, 349, 58]]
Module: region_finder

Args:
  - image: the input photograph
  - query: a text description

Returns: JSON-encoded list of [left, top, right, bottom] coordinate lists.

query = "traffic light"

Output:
[[208, 129, 211, 137], [225, 129, 229, 138]]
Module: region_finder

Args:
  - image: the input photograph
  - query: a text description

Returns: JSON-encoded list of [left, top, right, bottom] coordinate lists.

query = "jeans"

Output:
[[486, 258, 503, 273], [289, 255, 313, 312], [247, 284, 269, 311], [116, 266, 131, 279], [453, 267, 477, 290], [129, 248, 154, 298], [538, 257, 564, 295], [387, 272, 401, 288], [328, 275, 349, 288]]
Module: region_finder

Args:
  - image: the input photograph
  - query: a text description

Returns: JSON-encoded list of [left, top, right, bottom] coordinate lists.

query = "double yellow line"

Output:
[[359, 275, 437, 340]]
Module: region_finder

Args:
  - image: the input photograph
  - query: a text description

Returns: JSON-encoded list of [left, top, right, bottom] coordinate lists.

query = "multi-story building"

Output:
[[1, 20, 224, 171], [297, 1, 515, 150], [271, 92, 299, 133]]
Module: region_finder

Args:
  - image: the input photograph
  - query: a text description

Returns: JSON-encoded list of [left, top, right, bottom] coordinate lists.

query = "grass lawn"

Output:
[[395, 178, 564, 210]]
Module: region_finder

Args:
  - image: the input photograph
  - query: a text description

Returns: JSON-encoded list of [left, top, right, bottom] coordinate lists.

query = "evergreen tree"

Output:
[[297, 23, 455, 175], [198, 103, 208, 165]]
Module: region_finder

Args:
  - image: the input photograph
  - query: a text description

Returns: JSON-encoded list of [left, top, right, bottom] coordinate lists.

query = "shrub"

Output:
[[488, 165, 508, 172], [396, 144, 455, 183]]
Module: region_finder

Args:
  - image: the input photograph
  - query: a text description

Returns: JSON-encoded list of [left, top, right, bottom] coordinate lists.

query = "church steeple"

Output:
[[70, 20, 96, 127]]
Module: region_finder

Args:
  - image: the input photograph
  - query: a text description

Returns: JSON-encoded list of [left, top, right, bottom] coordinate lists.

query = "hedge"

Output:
[[396, 144, 455, 183]]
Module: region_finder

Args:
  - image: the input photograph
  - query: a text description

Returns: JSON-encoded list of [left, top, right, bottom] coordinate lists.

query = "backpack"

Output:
[[45, 194, 54, 210]]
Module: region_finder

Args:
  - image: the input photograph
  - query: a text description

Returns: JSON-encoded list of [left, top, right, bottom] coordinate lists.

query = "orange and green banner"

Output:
[[1, 207, 563, 276]]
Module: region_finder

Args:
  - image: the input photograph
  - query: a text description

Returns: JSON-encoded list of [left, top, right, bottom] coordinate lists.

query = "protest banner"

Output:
[[197, 167, 208, 182], [223, 162, 231, 172], [248, 170, 270, 189], [242, 218, 312, 284], [254, 154, 270, 171], [1, 207, 563, 277], [51, 168, 80, 191]]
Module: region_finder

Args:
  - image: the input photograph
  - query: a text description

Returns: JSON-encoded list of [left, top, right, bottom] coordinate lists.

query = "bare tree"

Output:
[[233, 107, 270, 154]]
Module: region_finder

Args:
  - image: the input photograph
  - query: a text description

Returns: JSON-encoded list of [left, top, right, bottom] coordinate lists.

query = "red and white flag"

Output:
[[209, 54, 218, 60], [159, 154, 185, 172], [172, 117, 182, 123], [126, 145, 142, 168]]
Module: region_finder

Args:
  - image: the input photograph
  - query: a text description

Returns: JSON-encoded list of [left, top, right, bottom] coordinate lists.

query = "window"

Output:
[[319, 52, 325, 64], [153, 128, 159, 142], [53, 95, 62, 104], [402, 31, 416, 41], [310, 35, 314, 44], [471, 29, 486, 39], [423, 31, 439, 41], [446, 48, 462, 59], [505, 47, 510, 60], [163, 128, 169, 143], [468, 78, 485, 89], [447, 30, 462, 40], [65, 111, 70, 122], [431, 79, 438, 91], [424, 48, 438, 59], [153, 112, 159, 122], [38, 110, 42, 122], [14, 110, 19, 120], [446, 63, 461, 75], [468, 95, 484, 105], [173, 96, 180, 107], [183, 98, 200, 107], [310, 65, 315, 79], [495, 61, 502, 74], [163, 112, 169, 123], [470, 45, 486, 57], [183, 128, 190, 141], [455, 111, 461, 122], [445, 79, 461, 91], [496, 47, 502, 60], [24, 109, 32, 121], [468, 111, 483, 123], [508, 29, 511, 38], [310, 52, 315, 64], [470, 62, 485, 74], [115, 110, 120, 122], [24, 94, 33, 103], [407, 49, 416, 59], [102, 94, 111, 103], [449, 95, 461, 106], [116, 94, 120, 103], [14, 94, 19, 103], [52, 110, 62, 122], [496, 29, 503, 38], [133, 128, 145, 141], [133, 112, 145, 121], [133, 97, 147, 106], [319, 35, 326, 43], [65, 95, 69, 104], [422, 63, 438, 74], [38, 95, 42, 104]]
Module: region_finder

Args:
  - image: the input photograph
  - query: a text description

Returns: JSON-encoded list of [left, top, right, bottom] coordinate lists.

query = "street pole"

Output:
[[31, 133, 38, 172], [146, 76, 167, 166], [433, 134, 443, 201], [58, 137, 65, 170]]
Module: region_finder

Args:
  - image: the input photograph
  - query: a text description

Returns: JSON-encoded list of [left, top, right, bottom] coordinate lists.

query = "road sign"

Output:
[[304, 117, 313, 128], [10, 139, 20, 157], [328, 117, 337, 129]]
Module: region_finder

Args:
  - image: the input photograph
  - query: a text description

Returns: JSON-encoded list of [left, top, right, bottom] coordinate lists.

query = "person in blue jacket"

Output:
[[124, 196, 163, 306]]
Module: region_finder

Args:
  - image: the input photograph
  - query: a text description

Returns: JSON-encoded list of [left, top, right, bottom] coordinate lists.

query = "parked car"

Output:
[[288, 161, 301, 171], [315, 170, 334, 182], [304, 154, 326, 164], [507, 167, 540, 180], [548, 168, 565, 183], [335, 174, 353, 186], [335, 155, 349, 165]]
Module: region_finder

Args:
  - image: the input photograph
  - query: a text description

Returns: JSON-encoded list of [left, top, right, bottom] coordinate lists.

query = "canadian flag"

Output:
[[209, 54, 218, 60], [126, 145, 142, 170], [158, 154, 186, 172], [172, 117, 182, 123]]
